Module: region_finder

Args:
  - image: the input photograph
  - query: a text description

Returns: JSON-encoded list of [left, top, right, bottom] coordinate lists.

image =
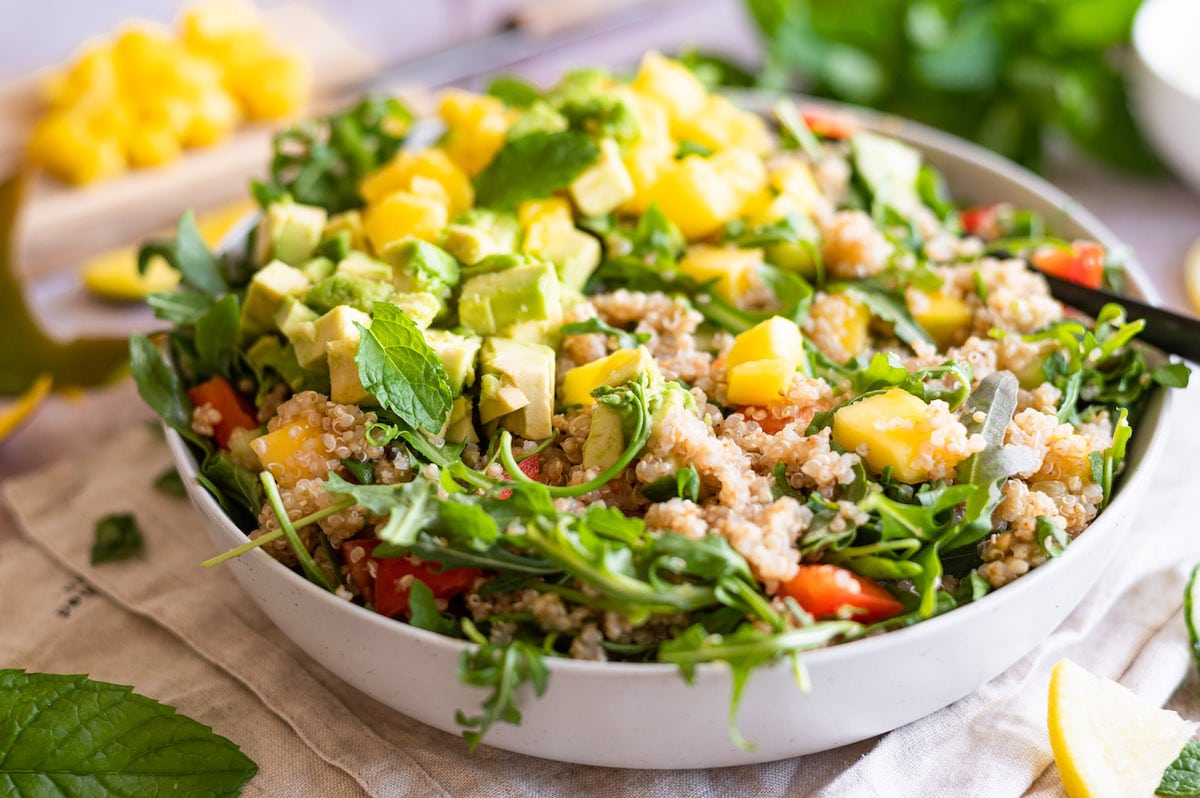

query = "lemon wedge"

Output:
[[0, 374, 52, 442], [1185, 238, 1200, 316], [1048, 658, 1197, 798]]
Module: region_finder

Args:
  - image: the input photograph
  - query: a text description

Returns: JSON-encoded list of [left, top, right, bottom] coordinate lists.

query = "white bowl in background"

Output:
[[1132, 0, 1200, 195], [168, 100, 1174, 768]]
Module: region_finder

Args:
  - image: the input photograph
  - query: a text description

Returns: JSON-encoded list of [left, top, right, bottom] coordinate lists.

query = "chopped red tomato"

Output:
[[801, 109, 856, 139], [339, 539, 481, 618], [497, 453, 541, 500], [780, 564, 903, 623], [187, 376, 258, 448], [1030, 241, 1105, 289], [959, 205, 1002, 240], [739, 406, 816, 435]]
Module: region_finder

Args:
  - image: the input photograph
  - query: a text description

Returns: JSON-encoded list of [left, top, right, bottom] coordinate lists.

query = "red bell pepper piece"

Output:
[[959, 205, 1002, 240], [340, 539, 481, 618], [780, 564, 903, 624], [1030, 241, 1105, 289], [187, 376, 258, 448], [497, 453, 541, 500]]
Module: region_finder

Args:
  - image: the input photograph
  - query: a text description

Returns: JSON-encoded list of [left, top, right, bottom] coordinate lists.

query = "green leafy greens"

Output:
[[355, 302, 453, 433], [91, 513, 145, 565], [474, 130, 600, 209]]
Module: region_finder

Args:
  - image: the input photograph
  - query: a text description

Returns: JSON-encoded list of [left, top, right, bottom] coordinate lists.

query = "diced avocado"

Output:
[[254, 201, 328, 266], [292, 305, 370, 369], [245, 335, 328, 394], [442, 395, 478, 444], [337, 251, 393, 282], [320, 210, 364, 256], [507, 100, 569, 140], [424, 329, 482, 394], [381, 239, 460, 303], [582, 404, 624, 470], [241, 260, 311, 335], [388, 293, 441, 329], [273, 296, 318, 339], [569, 138, 635, 217], [304, 272, 394, 315], [548, 74, 640, 145], [523, 224, 601, 292], [850, 132, 923, 218], [442, 209, 521, 265], [479, 337, 556, 441], [327, 338, 371, 405], [299, 256, 336, 283], [459, 259, 562, 337]]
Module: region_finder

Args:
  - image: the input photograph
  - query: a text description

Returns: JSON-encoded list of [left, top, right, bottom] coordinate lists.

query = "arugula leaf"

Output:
[[340, 457, 375, 484], [355, 303, 453, 433], [263, 96, 413, 213], [560, 317, 649, 350], [138, 211, 228, 296], [456, 626, 549, 751], [153, 467, 187, 497], [642, 465, 702, 502], [91, 513, 145, 564], [324, 473, 437, 548], [1159, 739, 1200, 796], [0, 670, 257, 795], [676, 139, 714, 159], [843, 282, 933, 347], [722, 213, 820, 249], [408, 580, 461, 637], [194, 293, 241, 379], [474, 130, 600, 209], [1035, 516, 1068, 559], [1096, 408, 1131, 508]]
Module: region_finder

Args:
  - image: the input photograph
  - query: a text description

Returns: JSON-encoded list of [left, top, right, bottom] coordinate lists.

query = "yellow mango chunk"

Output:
[[439, 89, 513, 176], [227, 49, 310, 120], [560, 347, 655, 407], [624, 90, 672, 152], [678, 245, 763, 303], [125, 120, 182, 168], [908, 289, 973, 349], [728, 317, 804, 372], [363, 191, 450, 252], [617, 143, 672, 215], [518, 197, 573, 230], [83, 248, 182, 301], [770, 160, 824, 216], [646, 156, 740, 240], [710, 148, 768, 214], [674, 95, 771, 155], [360, 148, 473, 214], [632, 52, 708, 126], [180, 87, 241, 147], [41, 44, 119, 107], [28, 113, 126, 185], [832, 388, 931, 483], [727, 360, 796, 406], [252, 418, 324, 488]]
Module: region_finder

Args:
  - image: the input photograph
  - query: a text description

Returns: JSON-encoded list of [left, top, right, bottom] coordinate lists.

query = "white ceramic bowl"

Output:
[[168, 101, 1173, 769], [1132, 0, 1200, 194]]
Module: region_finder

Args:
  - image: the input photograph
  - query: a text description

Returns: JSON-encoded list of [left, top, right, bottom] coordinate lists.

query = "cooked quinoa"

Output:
[[137, 53, 1187, 742]]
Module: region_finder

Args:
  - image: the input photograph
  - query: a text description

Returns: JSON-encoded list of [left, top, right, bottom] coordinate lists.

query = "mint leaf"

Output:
[[137, 210, 227, 296], [1159, 739, 1200, 796], [0, 670, 257, 796], [91, 513, 144, 564], [474, 130, 600, 209], [355, 302, 452, 433]]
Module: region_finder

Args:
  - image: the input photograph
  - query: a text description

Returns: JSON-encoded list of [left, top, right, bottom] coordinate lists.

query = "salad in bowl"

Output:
[[132, 53, 1187, 756]]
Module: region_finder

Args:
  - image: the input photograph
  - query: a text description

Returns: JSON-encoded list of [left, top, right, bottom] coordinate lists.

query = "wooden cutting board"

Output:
[[1, 4, 378, 278]]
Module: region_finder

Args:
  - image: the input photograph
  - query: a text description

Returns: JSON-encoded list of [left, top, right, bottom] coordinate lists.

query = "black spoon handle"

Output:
[[1041, 273, 1200, 363]]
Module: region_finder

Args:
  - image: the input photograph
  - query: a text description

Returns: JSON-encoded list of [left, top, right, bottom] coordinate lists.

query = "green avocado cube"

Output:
[[319, 210, 364, 258], [255, 201, 328, 266], [523, 224, 601, 292], [337, 251, 393, 282], [241, 260, 311, 335], [245, 335, 328, 394], [582, 404, 625, 470], [424, 329, 482, 394], [304, 272, 394, 315], [299, 256, 336, 283], [273, 296, 318, 339], [459, 259, 562, 337], [479, 337, 555, 441], [507, 100, 568, 140], [388, 293, 441, 329], [292, 305, 371, 370], [442, 395, 478, 444], [381, 239, 460, 304], [569, 138, 635, 217], [442, 209, 520, 265]]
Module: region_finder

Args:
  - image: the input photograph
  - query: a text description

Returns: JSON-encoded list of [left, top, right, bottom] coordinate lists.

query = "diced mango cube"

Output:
[[518, 197, 574, 231], [646, 156, 740, 240], [632, 52, 707, 125], [727, 360, 797, 406], [228, 49, 310, 120], [82, 247, 181, 301], [673, 95, 771, 155], [252, 418, 324, 488], [710, 148, 768, 214], [770, 160, 823, 216], [617, 142, 672, 215], [125, 120, 182, 167], [360, 148, 473, 214], [908, 289, 973, 349], [28, 113, 126, 185], [180, 87, 241, 147], [41, 44, 119, 107], [363, 191, 450, 252], [728, 317, 804, 372], [560, 347, 656, 407], [439, 89, 513, 176], [677, 245, 763, 303], [623, 89, 672, 152], [569, 138, 635, 217], [832, 388, 931, 484]]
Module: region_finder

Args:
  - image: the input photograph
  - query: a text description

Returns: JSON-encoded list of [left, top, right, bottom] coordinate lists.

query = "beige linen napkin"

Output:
[[3, 379, 1200, 796]]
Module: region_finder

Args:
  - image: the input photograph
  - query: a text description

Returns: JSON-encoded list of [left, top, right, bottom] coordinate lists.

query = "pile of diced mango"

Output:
[[28, 0, 310, 185]]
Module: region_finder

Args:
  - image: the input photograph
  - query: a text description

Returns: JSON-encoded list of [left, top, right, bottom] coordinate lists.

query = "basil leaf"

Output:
[[0, 670, 257, 795], [91, 513, 144, 564], [474, 130, 600, 209], [355, 303, 453, 433], [153, 467, 187, 497], [194, 293, 241, 379], [138, 210, 227, 296], [1159, 740, 1200, 796]]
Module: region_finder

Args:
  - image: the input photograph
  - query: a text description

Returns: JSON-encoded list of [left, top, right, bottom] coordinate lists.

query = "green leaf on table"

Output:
[[91, 512, 145, 564], [474, 130, 600, 209], [0, 669, 257, 796], [355, 302, 452, 433], [1159, 739, 1200, 796], [153, 467, 187, 498], [138, 210, 228, 297]]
